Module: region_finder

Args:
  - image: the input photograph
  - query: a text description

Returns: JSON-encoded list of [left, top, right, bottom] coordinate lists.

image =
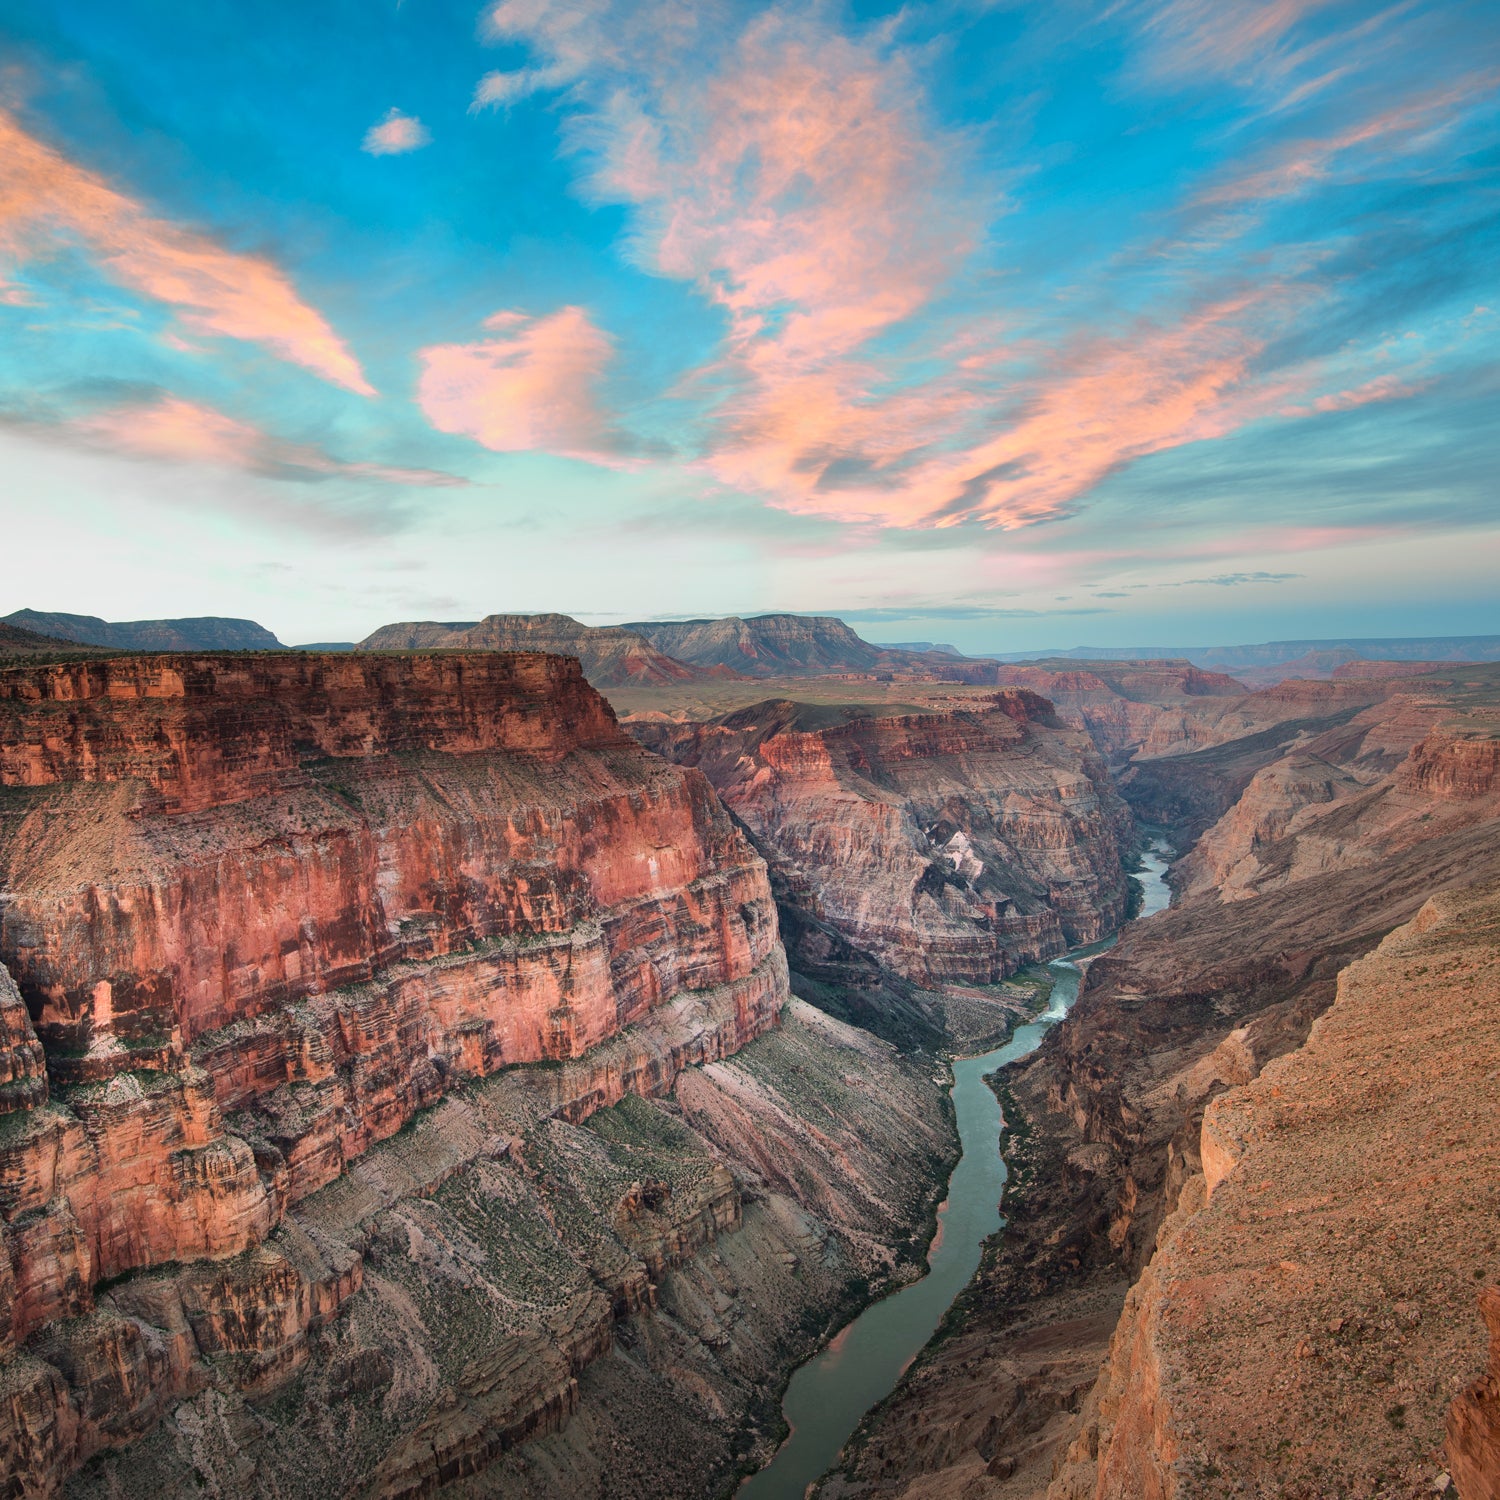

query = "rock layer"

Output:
[[635, 692, 1132, 990], [0, 650, 792, 1494], [55, 1000, 951, 1500], [1449, 1287, 1500, 1500], [822, 667, 1500, 1500], [1053, 881, 1500, 1499]]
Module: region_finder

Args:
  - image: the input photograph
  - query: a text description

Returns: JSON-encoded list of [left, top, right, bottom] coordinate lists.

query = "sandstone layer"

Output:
[[57, 999, 952, 1500], [1174, 674, 1500, 903], [0, 650, 793, 1494], [635, 693, 1132, 993], [977, 662, 1250, 764]]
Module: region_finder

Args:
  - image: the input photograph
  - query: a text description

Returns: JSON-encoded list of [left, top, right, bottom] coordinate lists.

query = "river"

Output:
[[737, 842, 1172, 1500]]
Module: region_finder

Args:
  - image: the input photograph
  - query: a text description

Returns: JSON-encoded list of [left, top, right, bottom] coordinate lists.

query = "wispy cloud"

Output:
[[0, 107, 372, 393], [362, 108, 432, 155], [1125, 0, 1337, 88], [471, 1, 1454, 531], [73, 393, 461, 484], [416, 305, 628, 459]]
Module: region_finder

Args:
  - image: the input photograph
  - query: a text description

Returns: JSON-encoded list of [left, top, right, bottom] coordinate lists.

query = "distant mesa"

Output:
[[357, 611, 979, 689], [0, 620, 95, 654], [2, 609, 284, 652], [356, 612, 728, 687], [880, 640, 963, 656], [623, 613, 970, 679], [984, 634, 1500, 683], [291, 641, 357, 652], [624, 614, 888, 677]]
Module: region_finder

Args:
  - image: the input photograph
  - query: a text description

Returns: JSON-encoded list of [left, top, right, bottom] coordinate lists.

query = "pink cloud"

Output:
[[474, 3, 1441, 532], [416, 305, 622, 458], [1281, 373, 1427, 416], [0, 108, 373, 393], [1128, 0, 1340, 89], [362, 109, 431, 156], [1195, 76, 1492, 209], [75, 394, 462, 485]]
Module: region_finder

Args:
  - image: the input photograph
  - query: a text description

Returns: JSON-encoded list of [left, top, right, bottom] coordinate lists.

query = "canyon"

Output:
[[0, 650, 843, 1496], [632, 693, 1132, 1005], [0, 634, 1496, 1499], [818, 662, 1500, 1500]]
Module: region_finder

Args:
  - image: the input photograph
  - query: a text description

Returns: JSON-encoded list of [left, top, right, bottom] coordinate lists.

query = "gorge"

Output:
[[0, 639, 1495, 1498]]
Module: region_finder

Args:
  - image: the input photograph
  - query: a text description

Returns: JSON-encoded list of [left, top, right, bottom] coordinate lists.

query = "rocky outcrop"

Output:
[[976, 661, 1248, 764], [0, 649, 795, 1493], [1175, 687, 1500, 902], [56, 1000, 952, 1500], [1449, 1287, 1500, 1500], [635, 692, 1132, 991], [1051, 881, 1500, 1498], [356, 614, 723, 687]]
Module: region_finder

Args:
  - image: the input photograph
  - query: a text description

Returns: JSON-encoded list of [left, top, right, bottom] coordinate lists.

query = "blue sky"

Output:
[[0, 0, 1495, 650]]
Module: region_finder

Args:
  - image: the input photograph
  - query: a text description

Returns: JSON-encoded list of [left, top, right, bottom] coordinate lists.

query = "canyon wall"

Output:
[[0, 651, 799, 1494], [634, 692, 1133, 994], [820, 668, 1500, 1500], [1054, 880, 1500, 1498], [55, 998, 952, 1500]]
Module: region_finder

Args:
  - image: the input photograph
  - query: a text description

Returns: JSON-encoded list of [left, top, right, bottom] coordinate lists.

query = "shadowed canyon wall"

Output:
[[819, 667, 1500, 1500], [633, 692, 1133, 1002]]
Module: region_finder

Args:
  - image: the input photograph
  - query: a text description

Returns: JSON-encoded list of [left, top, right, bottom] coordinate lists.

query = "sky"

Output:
[[0, 0, 1495, 652]]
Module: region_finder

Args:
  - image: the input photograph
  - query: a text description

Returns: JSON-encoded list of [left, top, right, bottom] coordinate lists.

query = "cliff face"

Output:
[[355, 614, 720, 687], [635, 692, 1132, 991], [53, 1000, 952, 1500], [1053, 881, 1500, 1499], [975, 662, 1250, 764], [1449, 1287, 1500, 1500], [822, 667, 1500, 1500], [0, 650, 797, 1494], [1175, 689, 1500, 902]]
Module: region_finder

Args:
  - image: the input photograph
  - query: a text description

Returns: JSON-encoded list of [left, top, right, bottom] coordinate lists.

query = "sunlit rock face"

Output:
[[635, 690, 1133, 989], [0, 650, 795, 1493], [355, 613, 719, 687]]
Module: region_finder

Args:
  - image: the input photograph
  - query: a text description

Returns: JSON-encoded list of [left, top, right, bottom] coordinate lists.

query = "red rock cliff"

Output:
[[636, 691, 1131, 988], [0, 653, 786, 1356]]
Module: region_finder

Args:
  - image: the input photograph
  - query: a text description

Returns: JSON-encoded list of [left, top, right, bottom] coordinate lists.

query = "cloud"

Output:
[[465, 1, 1490, 537], [362, 108, 432, 156], [416, 305, 626, 459], [1192, 74, 1495, 213], [0, 107, 372, 393], [1127, 0, 1334, 87], [832, 604, 1116, 622], [72, 393, 462, 485], [1180, 571, 1303, 586]]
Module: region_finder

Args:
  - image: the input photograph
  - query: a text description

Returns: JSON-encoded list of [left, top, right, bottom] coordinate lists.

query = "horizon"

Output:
[[7, 600, 1500, 660], [2, 1, 1496, 654]]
